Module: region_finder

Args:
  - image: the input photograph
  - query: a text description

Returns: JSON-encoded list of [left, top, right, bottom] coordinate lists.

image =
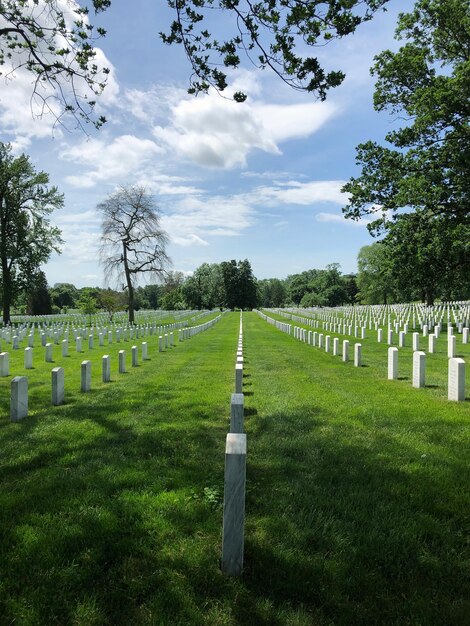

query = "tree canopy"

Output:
[[1, 0, 389, 129], [0, 142, 63, 323], [342, 0, 470, 228], [0, 0, 110, 129]]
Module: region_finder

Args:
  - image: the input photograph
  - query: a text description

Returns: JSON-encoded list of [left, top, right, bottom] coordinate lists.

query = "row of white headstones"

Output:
[[256, 310, 467, 402], [221, 312, 246, 577], [6, 315, 224, 422], [283, 301, 470, 333]]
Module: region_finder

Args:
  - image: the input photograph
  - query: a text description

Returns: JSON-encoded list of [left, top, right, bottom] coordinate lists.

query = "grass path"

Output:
[[0, 311, 468, 625]]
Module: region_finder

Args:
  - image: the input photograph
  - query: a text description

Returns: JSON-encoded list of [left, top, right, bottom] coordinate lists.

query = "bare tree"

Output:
[[97, 186, 170, 323]]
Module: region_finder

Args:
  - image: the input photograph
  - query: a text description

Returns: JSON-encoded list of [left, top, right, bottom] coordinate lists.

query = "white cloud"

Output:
[[147, 73, 337, 169], [249, 180, 347, 207], [162, 194, 255, 245], [61, 135, 163, 187]]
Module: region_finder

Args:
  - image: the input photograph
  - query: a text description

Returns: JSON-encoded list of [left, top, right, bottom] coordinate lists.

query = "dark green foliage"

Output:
[[49, 283, 79, 310], [286, 263, 351, 306], [343, 0, 470, 224], [160, 0, 389, 101], [25, 270, 52, 315], [0, 143, 63, 324]]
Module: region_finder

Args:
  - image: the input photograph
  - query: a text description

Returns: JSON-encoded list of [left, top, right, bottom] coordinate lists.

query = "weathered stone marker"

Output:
[[388, 347, 398, 380], [62, 339, 69, 357], [119, 350, 126, 374], [11, 376, 28, 421], [428, 334, 436, 353], [235, 363, 243, 393], [24, 347, 33, 369], [81, 360, 91, 392], [333, 337, 339, 356], [412, 332, 419, 352], [230, 393, 244, 433], [132, 345, 138, 367], [412, 351, 426, 389], [158, 336, 163, 352], [447, 335, 456, 359], [0, 352, 9, 377], [448, 358, 465, 401], [102, 355, 111, 383], [52, 367, 65, 405], [142, 342, 148, 360], [221, 433, 247, 577], [354, 343, 362, 367], [342, 340, 349, 363], [45, 343, 53, 362]]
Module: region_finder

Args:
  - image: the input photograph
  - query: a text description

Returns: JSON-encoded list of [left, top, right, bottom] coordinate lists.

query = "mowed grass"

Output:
[[0, 311, 469, 625]]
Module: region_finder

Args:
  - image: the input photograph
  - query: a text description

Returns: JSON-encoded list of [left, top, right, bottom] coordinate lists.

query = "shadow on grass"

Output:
[[0, 397, 468, 625]]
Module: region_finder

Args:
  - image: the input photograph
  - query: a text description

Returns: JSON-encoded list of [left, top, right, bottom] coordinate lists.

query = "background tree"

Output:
[[182, 263, 225, 310], [98, 186, 170, 324], [26, 270, 52, 315], [0, 143, 63, 324], [49, 282, 79, 311], [380, 211, 469, 304], [356, 243, 395, 304], [78, 292, 97, 324], [97, 288, 123, 321], [342, 0, 470, 227]]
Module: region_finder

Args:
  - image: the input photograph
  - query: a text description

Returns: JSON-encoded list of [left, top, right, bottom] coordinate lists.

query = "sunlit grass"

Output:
[[0, 311, 468, 625]]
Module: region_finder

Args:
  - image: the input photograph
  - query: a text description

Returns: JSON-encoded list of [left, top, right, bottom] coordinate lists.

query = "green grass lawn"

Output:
[[0, 311, 468, 625]]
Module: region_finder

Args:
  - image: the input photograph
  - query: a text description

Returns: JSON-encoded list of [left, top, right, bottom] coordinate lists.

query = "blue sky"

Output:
[[0, 0, 413, 287]]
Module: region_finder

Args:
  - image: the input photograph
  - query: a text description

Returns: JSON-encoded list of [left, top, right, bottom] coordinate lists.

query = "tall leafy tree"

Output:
[[356, 242, 396, 304], [0, 143, 63, 324], [342, 0, 470, 227], [97, 186, 170, 324], [380, 210, 469, 304], [25, 270, 52, 315]]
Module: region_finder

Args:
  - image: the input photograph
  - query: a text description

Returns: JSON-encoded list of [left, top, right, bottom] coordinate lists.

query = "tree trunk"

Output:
[[2, 256, 11, 325], [122, 241, 135, 324]]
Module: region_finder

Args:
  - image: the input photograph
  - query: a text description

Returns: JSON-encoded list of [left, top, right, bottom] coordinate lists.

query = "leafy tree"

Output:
[[98, 186, 170, 324], [78, 293, 97, 323], [380, 210, 469, 304], [49, 282, 79, 311], [141, 284, 163, 310], [0, 143, 63, 324], [26, 270, 52, 315], [342, 0, 470, 227], [356, 243, 395, 304], [258, 278, 286, 307], [2, 0, 389, 124], [343, 274, 359, 304], [160, 0, 389, 101], [97, 288, 123, 321], [0, 0, 110, 129], [182, 263, 225, 309], [220, 259, 257, 309]]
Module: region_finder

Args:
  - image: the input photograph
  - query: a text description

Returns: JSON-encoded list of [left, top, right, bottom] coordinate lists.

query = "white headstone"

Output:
[[11, 376, 28, 421], [388, 347, 398, 380], [412, 351, 426, 388], [354, 343, 362, 367], [221, 433, 246, 577], [52, 367, 65, 405], [102, 355, 111, 383], [342, 340, 349, 363], [24, 347, 33, 369], [448, 358, 465, 401], [81, 360, 91, 392], [119, 350, 126, 374]]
